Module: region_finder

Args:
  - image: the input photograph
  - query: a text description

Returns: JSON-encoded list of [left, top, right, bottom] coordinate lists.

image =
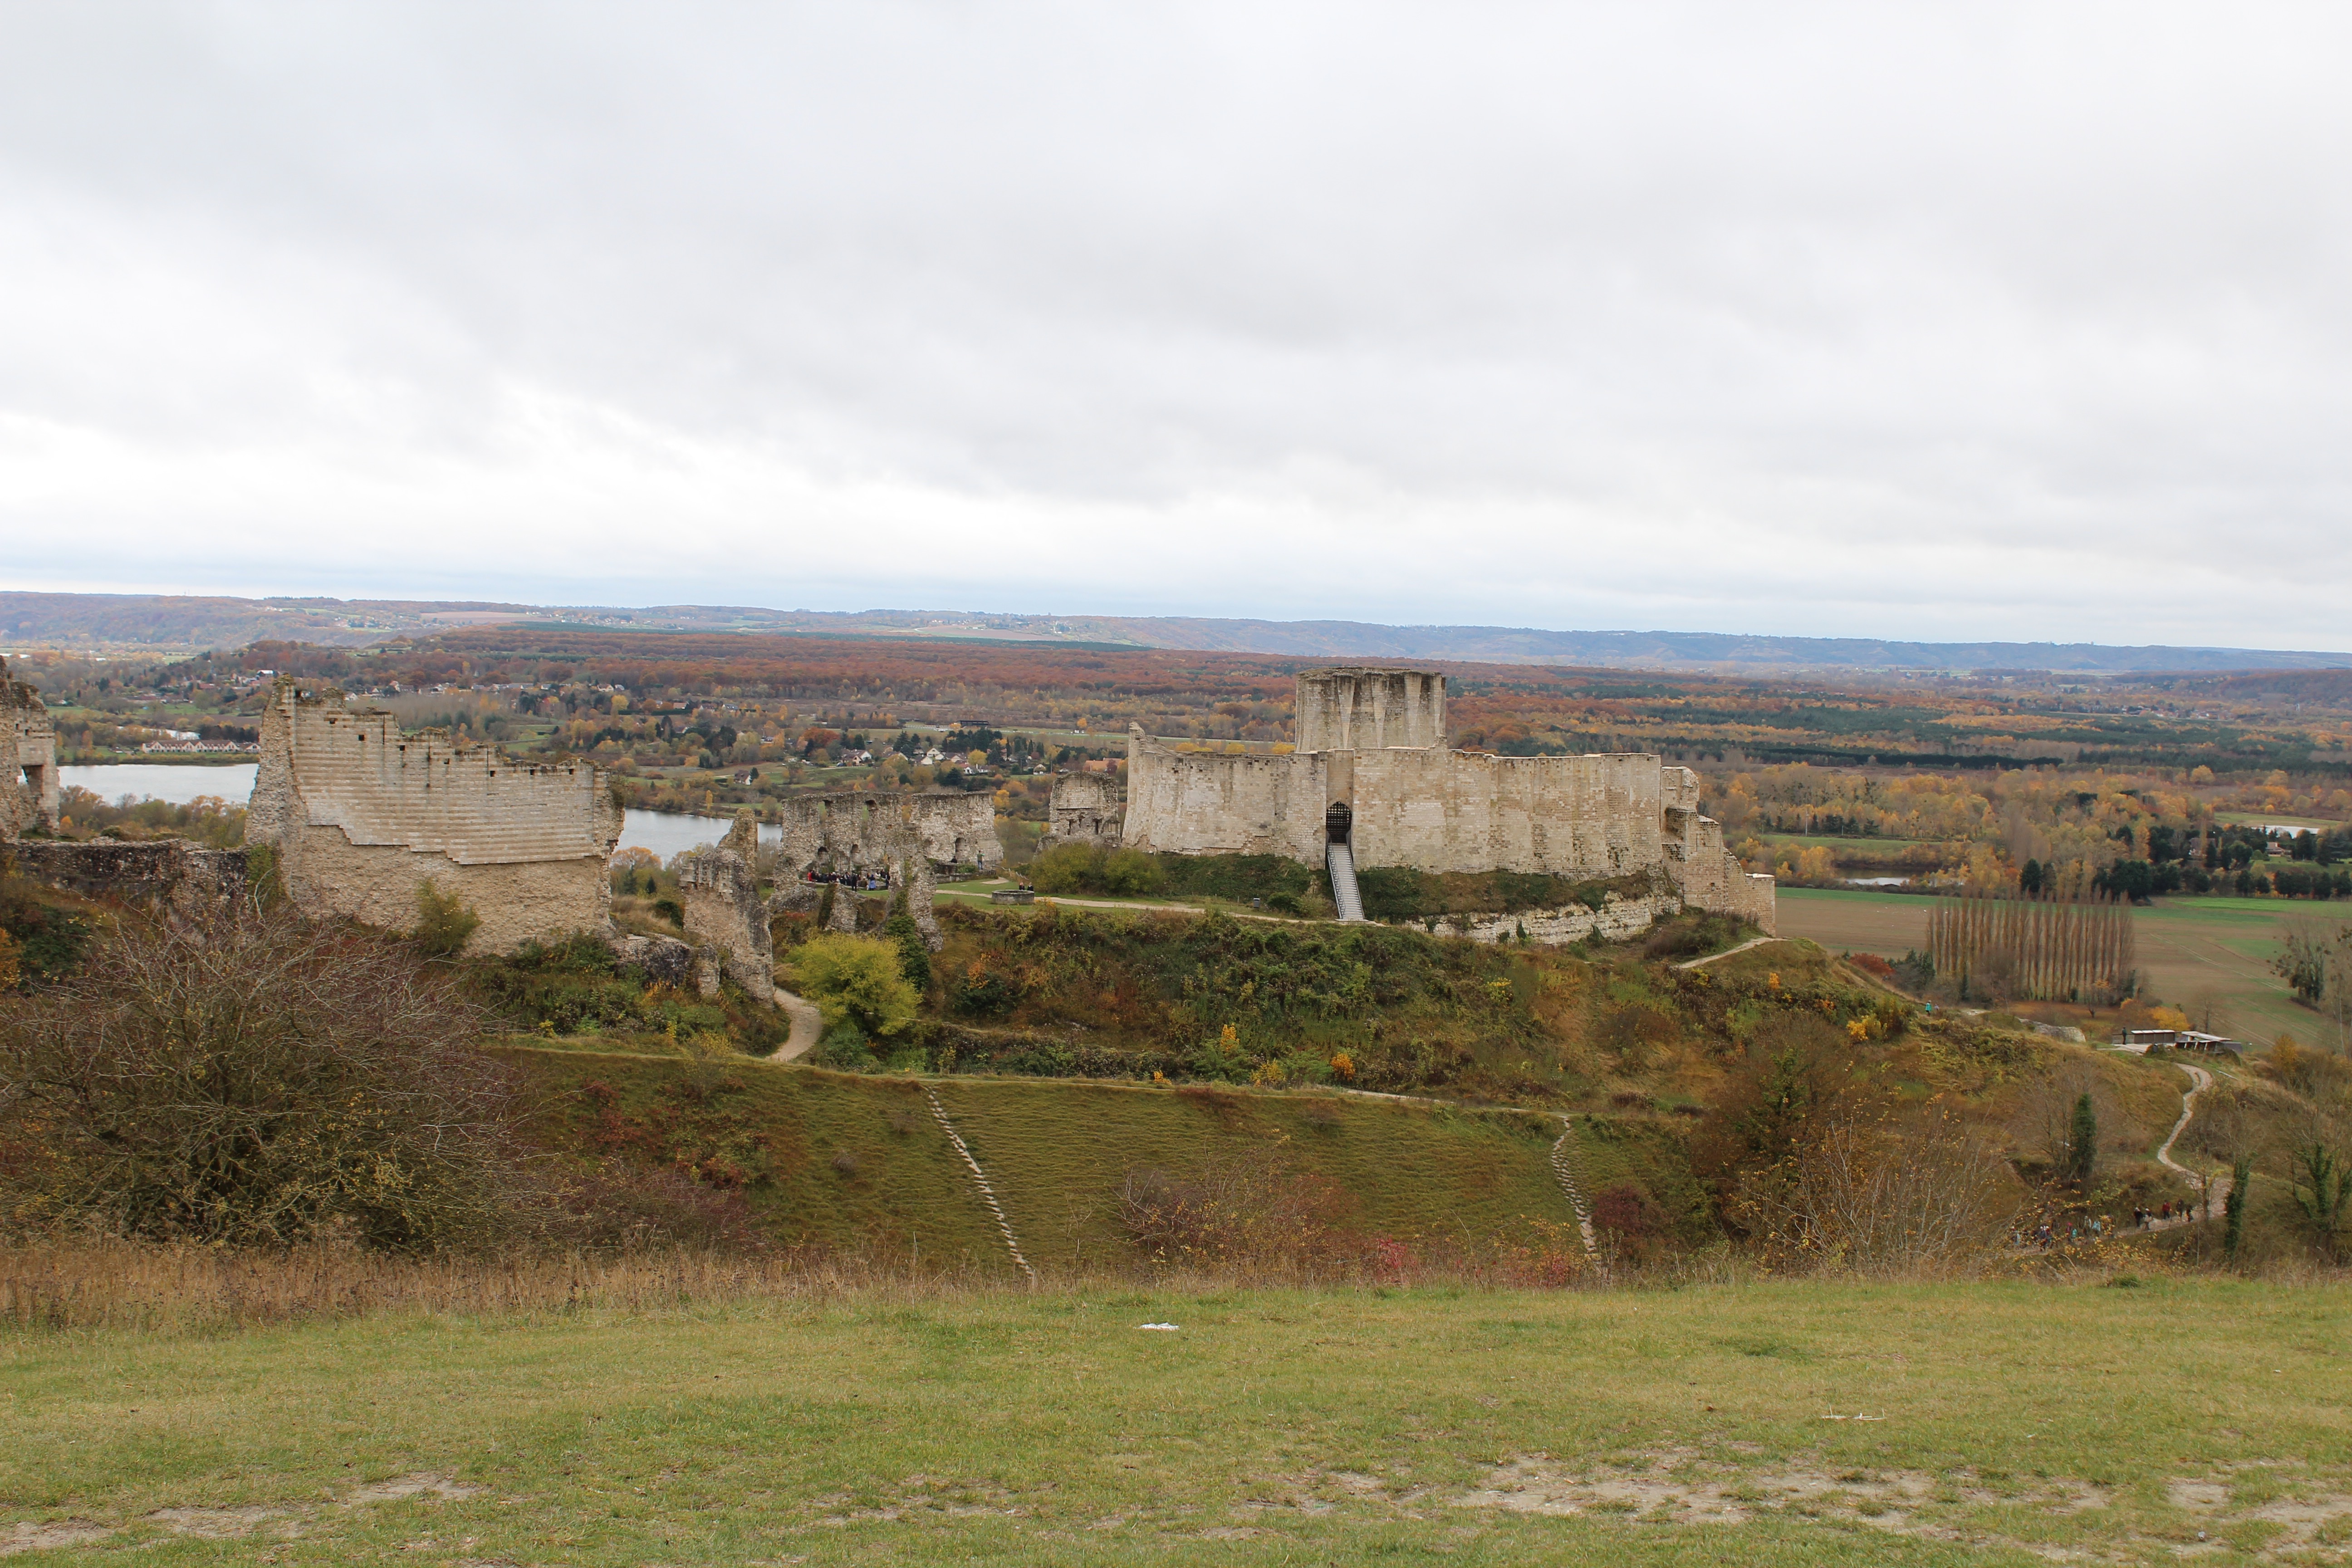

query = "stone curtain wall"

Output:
[[1120, 666, 1775, 935], [1346, 748, 1666, 879], [1661, 767, 1778, 935], [1123, 732, 1667, 881], [1044, 772, 1125, 848], [1294, 668, 1446, 753], [1120, 729, 1332, 858], [1, 657, 59, 838], [249, 681, 620, 951], [772, 790, 1002, 874]]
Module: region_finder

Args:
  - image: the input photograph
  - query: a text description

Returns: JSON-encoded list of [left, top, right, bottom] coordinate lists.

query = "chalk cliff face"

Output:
[[1, 657, 59, 839], [1117, 668, 1774, 935], [249, 679, 621, 951]]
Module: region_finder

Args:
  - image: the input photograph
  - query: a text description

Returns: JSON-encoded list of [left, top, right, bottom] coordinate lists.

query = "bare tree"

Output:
[[0, 910, 532, 1250]]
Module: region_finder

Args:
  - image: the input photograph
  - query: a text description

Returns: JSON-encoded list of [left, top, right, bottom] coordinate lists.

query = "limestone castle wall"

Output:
[[772, 790, 1001, 875], [1662, 766, 1778, 934], [248, 680, 620, 951], [1294, 667, 1446, 753], [1118, 734, 1331, 859], [1044, 771, 1124, 848], [2, 657, 59, 838], [1118, 667, 1774, 934], [1346, 746, 1667, 879]]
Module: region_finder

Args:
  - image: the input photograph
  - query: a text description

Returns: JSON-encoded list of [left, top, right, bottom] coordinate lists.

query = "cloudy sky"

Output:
[[2, 3, 2347, 647]]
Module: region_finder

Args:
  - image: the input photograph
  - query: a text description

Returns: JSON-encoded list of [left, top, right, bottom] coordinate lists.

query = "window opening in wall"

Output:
[[1324, 801, 1352, 845]]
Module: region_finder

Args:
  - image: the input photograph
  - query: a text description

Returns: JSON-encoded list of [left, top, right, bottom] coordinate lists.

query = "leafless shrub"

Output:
[[0, 909, 533, 1251], [1117, 1152, 1360, 1272], [1732, 1106, 2020, 1277], [550, 1160, 769, 1253]]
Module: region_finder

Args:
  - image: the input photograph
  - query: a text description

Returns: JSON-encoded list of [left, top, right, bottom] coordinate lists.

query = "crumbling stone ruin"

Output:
[[1119, 667, 1775, 935], [761, 790, 980, 954], [773, 789, 1001, 877], [676, 843, 773, 1004], [6, 839, 250, 919], [3, 659, 248, 920], [248, 679, 622, 953], [1043, 770, 1123, 849], [2, 657, 59, 838]]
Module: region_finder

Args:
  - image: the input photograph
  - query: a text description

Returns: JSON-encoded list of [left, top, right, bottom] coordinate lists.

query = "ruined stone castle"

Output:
[[249, 680, 622, 951], [2, 658, 59, 839], [773, 790, 1001, 878], [1115, 667, 1774, 934]]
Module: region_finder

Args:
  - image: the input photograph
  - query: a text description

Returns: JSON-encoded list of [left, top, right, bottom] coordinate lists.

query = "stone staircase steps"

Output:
[[922, 1086, 1037, 1283], [1326, 841, 1365, 922], [1548, 1116, 1602, 1263]]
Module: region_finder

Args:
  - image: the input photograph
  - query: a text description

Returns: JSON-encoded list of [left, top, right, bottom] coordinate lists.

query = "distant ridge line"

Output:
[[3, 590, 2347, 674]]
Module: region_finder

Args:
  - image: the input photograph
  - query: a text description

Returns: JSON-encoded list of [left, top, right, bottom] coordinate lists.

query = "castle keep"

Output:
[[1118, 667, 1774, 933], [249, 680, 622, 951]]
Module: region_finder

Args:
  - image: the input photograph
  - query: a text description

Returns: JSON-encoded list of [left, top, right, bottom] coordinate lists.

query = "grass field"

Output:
[[500, 1050, 1646, 1270], [5, 1278, 2348, 1564], [1773, 887, 1936, 959], [1774, 889, 2331, 1048]]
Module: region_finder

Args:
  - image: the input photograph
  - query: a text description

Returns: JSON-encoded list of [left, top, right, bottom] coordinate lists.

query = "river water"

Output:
[[54, 763, 761, 862]]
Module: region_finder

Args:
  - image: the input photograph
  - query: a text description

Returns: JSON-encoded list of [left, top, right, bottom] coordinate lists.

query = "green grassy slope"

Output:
[[504, 1049, 1599, 1272]]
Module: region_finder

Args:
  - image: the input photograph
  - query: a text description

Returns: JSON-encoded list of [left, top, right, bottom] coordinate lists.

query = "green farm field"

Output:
[[6, 1278, 2349, 1564], [1773, 890, 2328, 1047]]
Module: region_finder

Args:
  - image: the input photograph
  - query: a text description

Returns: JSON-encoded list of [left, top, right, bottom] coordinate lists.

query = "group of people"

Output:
[[799, 866, 892, 891], [2132, 1201, 2191, 1229]]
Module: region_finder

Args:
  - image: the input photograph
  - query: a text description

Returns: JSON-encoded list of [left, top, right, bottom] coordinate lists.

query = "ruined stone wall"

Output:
[[676, 846, 773, 1004], [1659, 767, 1777, 935], [1044, 772, 1124, 848], [1452, 890, 1678, 946], [1124, 730, 1665, 879], [1124, 726, 1777, 928], [1120, 728, 1330, 858], [249, 681, 620, 952], [6, 839, 247, 917], [1294, 668, 1446, 753], [771, 790, 1001, 874], [1346, 747, 1668, 878], [1, 657, 59, 838]]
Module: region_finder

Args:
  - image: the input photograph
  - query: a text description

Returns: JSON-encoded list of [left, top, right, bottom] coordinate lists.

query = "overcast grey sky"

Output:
[[2, 3, 2347, 646]]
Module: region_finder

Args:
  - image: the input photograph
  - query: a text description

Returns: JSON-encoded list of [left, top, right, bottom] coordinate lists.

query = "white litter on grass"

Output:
[[1137, 1323, 1181, 1332]]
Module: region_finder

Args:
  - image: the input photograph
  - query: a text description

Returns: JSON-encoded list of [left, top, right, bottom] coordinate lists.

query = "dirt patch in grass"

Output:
[[1460, 1447, 2352, 1561]]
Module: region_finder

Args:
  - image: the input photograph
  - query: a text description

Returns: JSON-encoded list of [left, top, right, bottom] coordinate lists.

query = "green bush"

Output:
[[814, 1019, 872, 1069], [793, 934, 919, 1038], [1153, 853, 1314, 904], [883, 913, 933, 994], [1030, 843, 1168, 897], [414, 879, 483, 957]]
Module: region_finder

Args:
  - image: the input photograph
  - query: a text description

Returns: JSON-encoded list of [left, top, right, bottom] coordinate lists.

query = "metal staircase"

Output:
[[1326, 840, 1365, 922]]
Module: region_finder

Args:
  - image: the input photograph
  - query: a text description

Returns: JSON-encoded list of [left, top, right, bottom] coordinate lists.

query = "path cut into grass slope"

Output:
[[505, 1048, 1656, 1268], [9, 1278, 2349, 1565]]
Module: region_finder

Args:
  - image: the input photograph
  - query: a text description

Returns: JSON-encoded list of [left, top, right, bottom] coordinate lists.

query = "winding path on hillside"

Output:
[[765, 988, 824, 1062], [2150, 1058, 2230, 1225], [1675, 936, 1787, 970]]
